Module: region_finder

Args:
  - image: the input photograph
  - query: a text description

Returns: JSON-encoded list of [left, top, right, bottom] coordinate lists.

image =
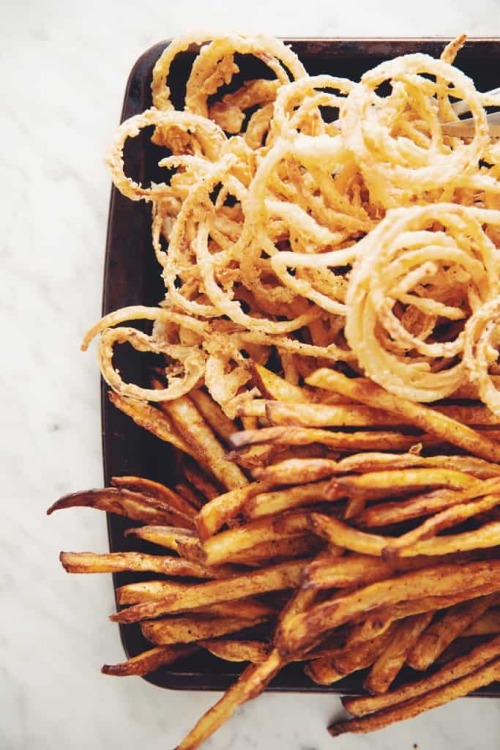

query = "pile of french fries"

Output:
[[49, 364, 500, 748]]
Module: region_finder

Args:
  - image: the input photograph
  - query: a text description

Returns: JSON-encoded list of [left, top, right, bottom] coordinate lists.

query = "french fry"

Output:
[[174, 483, 204, 510], [384, 494, 500, 558], [108, 390, 194, 456], [305, 369, 500, 463], [254, 458, 340, 485], [463, 608, 500, 636], [243, 480, 332, 520], [196, 482, 269, 540], [342, 634, 500, 717], [310, 514, 387, 556], [47, 487, 194, 527], [329, 468, 477, 501], [329, 657, 500, 736], [101, 644, 196, 676], [142, 614, 271, 646], [226, 535, 320, 565], [110, 560, 305, 623], [202, 511, 312, 566], [277, 560, 500, 655], [117, 580, 186, 605], [188, 388, 238, 443], [392, 521, 500, 558], [161, 396, 248, 490], [305, 554, 400, 590], [252, 363, 314, 403], [125, 526, 202, 559], [364, 613, 434, 694], [111, 475, 198, 518], [59, 551, 233, 578], [200, 639, 272, 663], [182, 462, 221, 502], [406, 596, 494, 671]]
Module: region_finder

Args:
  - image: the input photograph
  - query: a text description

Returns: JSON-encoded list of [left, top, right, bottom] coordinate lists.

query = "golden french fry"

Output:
[[200, 639, 272, 663], [161, 396, 248, 490], [305, 369, 500, 463], [189, 388, 238, 442], [227, 535, 320, 565], [254, 458, 340, 485], [108, 390, 194, 455], [125, 526, 202, 559], [47, 487, 193, 527], [364, 613, 433, 694], [182, 462, 221, 502], [101, 644, 196, 676], [174, 482, 204, 510], [406, 596, 494, 671], [277, 560, 500, 655], [111, 475, 198, 517], [330, 657, 500, 736], [305, 554, 400, 590], [252, 363, 314, 403], [310, 513, 387, 556], [117, 580, 186, 605], [59, 551, 233, 578], [142, 614, 271, 646], [196, 482, 268, 540], [330, 468, 477, 501], [343, 634, 500, 717], [392, 521, 500, 558], [243, 480, 332, 520], [111, 559, 305, 623]]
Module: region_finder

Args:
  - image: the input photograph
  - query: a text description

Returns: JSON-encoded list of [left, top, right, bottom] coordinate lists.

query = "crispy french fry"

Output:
[[254, 458, 340, 485], [364, 613, 434, 694], [200, 639, 272, 663], [125, 526, 202, 559], [406, 596, 494, 671], [188, 389, 238, 443], [393, 521, 500, 558], [243, 480, 332, 520], [277, 560, 500, 655], [161, 396, 248, 490], [252, 363, 314, 403], [310, 513, 387, 556], [47, 487, 193, 527], [59, 551, 233, 578], [329, 468, 477, 501], [343, 634, 500, 717], [101, 644, 196, 676], [111, 475, 198, 518], [196, 482, 269, 540], [305, 554, 397, 590], [111, 560, 305, 623], [182, 462, 221, 502], [108, 391, 194, 455], [227, 535, 320, 565], [463, 608, 500, 636], [142, 614, 270, 646], [384, 495, 500, 557], [174, 482, 204, 510], [202, 511, 312, 566], [305, 369, 500, 463], [117, 580, 186, 605]]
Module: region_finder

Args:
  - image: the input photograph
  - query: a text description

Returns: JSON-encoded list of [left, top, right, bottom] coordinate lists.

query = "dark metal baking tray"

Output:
[[101, 38, 500, 694]]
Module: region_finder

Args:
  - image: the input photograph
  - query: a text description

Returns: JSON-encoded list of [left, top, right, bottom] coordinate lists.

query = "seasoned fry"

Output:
[[278, 560, 500, 655], [111, 475, 198, 517], [108, 391, 194, 455], [406, 596, 494, 671], [111, 560, 305, 623], [125, 526, 202, 559], [102, 644, 196, 676], [196, 482, 268, 540], [329, 467, 477, 499], [306, 370, 500, 463], [254, 458, 340, 485], [161, 396, 248, 490], [182, 463, 221, 502], [252, 363, 314, 403], [364, 613, 433, 694], [117, 580, 185, 605], [202, 511, 312, 566], [142, 614, 270, 646], [47, 487, 193, 527], [59, 551, 232, 578], [188, 389, 238, 443], [243, 480, 332, 520], [392, 521, 500, 558], [200, 639, 272, 663], [227, 535, 320, 565], [310, 514, 387, 556]]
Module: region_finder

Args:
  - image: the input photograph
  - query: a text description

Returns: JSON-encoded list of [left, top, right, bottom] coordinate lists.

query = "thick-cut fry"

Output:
[[161, 396, 249, 490], [364, 613, 434, 694], [111, 559, 305, 623], [306, 370, 500, 463], [343, 634, 500, 717], [252, 363, 314, 403], [182, 463, 221, 502], [125, 526, 202, 559], [310, 514, 388, 556], [202, 511, 312, 566], [254, 458, 340, 485], [117, 580, 186, 605], [196, 482, 269, 540], [243, 480, 331, 520], [330, 468, 477, 500], [303, 554, 441, 590], [101, 644, 196, 676], [200, 639, 272, 663], [406, 596, 494, 671], [391, 521, 500, 558], [278, 560, 500, 654], [59, 551, 232, 578], [47, 487, 193, 527], [108, 390, 194, 455], [189, 389, 238, 442], [142, 614, 271, 646], [227, 535, 320, 565], [111, 475, 198, 517]]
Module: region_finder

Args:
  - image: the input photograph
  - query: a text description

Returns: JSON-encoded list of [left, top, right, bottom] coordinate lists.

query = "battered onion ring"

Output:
[[345, 204, 500, 402], [341, 54, 490, 207], [465, 298, 500, 415]]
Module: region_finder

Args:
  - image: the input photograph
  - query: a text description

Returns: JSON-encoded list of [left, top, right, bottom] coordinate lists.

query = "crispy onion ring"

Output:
[[465, 298, 500, 415]]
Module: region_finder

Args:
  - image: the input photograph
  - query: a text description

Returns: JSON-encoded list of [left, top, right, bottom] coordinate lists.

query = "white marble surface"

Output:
[[2, 1, 500, 748]]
